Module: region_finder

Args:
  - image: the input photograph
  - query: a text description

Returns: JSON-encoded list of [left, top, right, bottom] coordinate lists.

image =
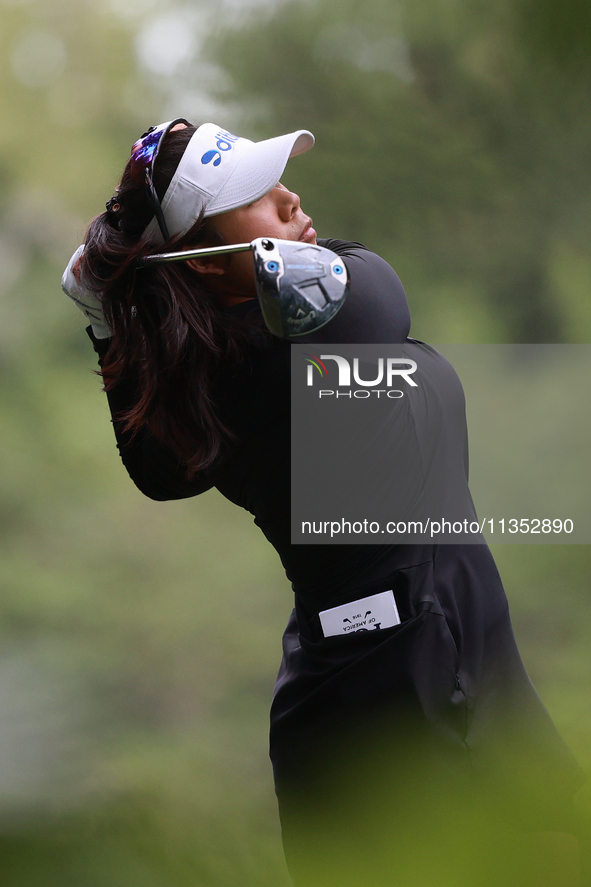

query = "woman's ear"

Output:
[[187, 258, 226, 276]]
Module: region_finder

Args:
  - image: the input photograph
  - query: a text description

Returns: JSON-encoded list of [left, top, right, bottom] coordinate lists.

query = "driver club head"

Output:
[[139, 237, 349, 338], [251, 238, 349, 338]]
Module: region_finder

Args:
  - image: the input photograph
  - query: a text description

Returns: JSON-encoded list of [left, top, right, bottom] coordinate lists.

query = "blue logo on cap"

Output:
[[201, 130, 239, 167], [201, 150, 222, 167]]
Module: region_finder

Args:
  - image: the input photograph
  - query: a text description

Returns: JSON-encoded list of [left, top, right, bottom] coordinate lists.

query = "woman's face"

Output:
[[195, 183, 317, 301], [212, 183, 316, 246]]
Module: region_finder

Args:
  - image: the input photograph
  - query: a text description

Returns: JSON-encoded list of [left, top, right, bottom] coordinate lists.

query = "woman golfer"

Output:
[[62, 120, 583, 886]]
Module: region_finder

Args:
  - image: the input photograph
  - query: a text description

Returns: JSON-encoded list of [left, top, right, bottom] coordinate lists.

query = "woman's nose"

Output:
[[277, 186, 301, 221]]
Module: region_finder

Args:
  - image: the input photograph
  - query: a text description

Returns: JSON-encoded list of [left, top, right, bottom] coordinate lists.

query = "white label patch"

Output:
[[319, 590, 401, 638]]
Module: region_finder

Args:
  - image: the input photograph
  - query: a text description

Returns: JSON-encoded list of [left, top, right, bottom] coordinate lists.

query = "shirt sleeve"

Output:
[[86, 328, 216, 501], [85, 239, 409, 499], [302, 239, 411, 344]]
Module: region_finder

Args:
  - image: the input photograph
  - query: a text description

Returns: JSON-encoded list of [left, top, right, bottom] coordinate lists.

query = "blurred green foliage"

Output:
[[0, 0, 590, 883], [212, 0, 591, 343]]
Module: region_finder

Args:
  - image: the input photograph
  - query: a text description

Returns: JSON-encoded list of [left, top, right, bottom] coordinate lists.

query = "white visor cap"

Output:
[[144, 122, 315, 244]]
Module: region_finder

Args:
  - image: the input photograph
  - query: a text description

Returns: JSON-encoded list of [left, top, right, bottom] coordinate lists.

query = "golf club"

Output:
[[139, 237, 349, 338]]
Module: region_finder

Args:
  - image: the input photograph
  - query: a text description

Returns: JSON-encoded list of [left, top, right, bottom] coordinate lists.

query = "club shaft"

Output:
[[139, 242, 252, 267]]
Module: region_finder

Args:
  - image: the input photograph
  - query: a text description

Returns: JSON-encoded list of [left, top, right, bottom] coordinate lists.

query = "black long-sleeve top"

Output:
[[89, 239, 438, 616], [88, 239, 584, 809]]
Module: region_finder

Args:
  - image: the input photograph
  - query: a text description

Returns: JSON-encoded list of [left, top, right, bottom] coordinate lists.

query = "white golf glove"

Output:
[[61, 245, 111, 339]]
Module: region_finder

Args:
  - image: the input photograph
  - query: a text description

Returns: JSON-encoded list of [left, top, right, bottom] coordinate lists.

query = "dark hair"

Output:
[[81, 125, 266, 478]]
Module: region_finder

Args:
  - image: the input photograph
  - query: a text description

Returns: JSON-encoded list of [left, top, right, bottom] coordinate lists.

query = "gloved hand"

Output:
[[61, 245, 111, 339]]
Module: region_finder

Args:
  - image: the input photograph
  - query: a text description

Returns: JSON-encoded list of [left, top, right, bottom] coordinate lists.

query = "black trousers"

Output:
[[270, 546, 584, 886]]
